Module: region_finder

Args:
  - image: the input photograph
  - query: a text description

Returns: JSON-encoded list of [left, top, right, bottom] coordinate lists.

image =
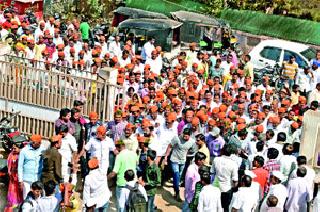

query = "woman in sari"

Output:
[[5, 143, 24, 211]]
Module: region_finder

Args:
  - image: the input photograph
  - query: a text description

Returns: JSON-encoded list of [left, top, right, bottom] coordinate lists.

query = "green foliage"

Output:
[[196, 0, 320, 21], [85, 0, 105, 19]]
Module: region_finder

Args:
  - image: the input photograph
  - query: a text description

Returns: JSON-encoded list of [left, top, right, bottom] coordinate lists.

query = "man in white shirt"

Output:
[[289, 156, 315, 192], [145, 50, 162, 76], [231, 175, 258, 212], [149, 113, 178, 163], [285, 167, 312, 212], [118, 50, 131, 68], [308, 83, 320, 104], [57, 125, 78, 184], [295, 67, 314, 95], [84, 125, 117, 174], [198, 171, 222, 212], [141, 37, 155, 61], [83, 158, 111, 211], [211, 143, 238, 212], [108, 35, 122, 58], [38, 180, 59, 212]]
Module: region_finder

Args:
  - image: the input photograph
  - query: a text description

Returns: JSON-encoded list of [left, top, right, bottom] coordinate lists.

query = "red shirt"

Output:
[[252, 167, 269, 194]]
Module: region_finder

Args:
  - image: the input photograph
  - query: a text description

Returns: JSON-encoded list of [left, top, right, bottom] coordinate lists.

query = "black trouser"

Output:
[[221, 189, 233, 212]]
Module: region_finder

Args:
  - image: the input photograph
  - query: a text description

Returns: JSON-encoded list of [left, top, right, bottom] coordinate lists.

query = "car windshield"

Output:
[[300, 48, 317, 61]]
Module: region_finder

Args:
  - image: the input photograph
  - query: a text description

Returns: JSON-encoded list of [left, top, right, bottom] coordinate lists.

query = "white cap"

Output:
[[244, 170, 257, 178], [209, 127, 220, 137], [271, 171, 284, 182]]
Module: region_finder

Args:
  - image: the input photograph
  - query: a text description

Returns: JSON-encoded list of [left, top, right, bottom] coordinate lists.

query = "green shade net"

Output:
[[125, 0, 208, 16], [220, 9, 320, 46]]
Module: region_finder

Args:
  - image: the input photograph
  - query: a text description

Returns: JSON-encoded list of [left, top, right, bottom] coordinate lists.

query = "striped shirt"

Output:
[[282, 62, 298, 79]]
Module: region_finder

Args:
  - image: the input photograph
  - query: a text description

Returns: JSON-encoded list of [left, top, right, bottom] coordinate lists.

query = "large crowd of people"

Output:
[[1, 7, 320, 212]]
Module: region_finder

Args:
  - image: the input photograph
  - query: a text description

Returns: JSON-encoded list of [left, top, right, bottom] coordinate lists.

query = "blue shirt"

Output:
[[18, 144, 44, 183]]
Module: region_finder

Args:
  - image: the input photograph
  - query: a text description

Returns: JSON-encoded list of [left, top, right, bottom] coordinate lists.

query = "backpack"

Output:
[[125, 182, 147, 212]]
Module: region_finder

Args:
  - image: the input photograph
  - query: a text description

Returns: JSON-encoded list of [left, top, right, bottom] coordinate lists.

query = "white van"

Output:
[[249, 39, 317, 70]]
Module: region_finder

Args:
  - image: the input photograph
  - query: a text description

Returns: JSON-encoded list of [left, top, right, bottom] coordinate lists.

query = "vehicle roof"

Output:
[[114, 7, 168, 19], [171, 10, 223, 26], [118, 18, 182, 31], [257, 39, 310, 52]]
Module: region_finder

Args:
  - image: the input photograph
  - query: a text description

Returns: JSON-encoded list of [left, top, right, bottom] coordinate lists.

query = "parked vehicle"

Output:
[[253, 63, 283, 91], [117, 18, 182, 52], [249, 39, 317, 71], [0, 111, 28, 153]]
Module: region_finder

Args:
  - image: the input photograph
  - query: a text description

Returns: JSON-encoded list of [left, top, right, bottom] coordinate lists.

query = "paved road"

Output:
[[0, 182, 183, 211]]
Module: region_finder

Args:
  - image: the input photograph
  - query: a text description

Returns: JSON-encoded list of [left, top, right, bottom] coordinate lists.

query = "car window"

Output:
[[300, 48, 316, 61], [283, 50, 307, 68], [260, 46, 281, 62]]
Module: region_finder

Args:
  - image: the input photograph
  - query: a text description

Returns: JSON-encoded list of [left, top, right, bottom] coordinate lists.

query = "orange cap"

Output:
[[237, 124, 246, 131], [236, 118, 246, 124], [192, 117, 200, 126], [208, 119, 216, 126], [30, 134, 42, 142], [88, 158, 99, 169], [291, 122, 299, 129], [141, 119, 151, 127], [219, 104, 228, 112], [89, 111, 98, 119], [97, 125, 107, 135], [149, 105, 158, 113], [256, 125, 264, 133], [212, 107, 220, 114], [50, 135, 62, 143], [137, 136, 146, 143], [125, 123, 135, 130], [218, 112, 226, 120]]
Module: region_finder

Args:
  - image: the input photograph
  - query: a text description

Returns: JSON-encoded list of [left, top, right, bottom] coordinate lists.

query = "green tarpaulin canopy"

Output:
[[220, 9, 320, 46]]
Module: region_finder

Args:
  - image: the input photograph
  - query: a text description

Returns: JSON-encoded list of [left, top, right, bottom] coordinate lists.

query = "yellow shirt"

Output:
[[198, 145, 210, 166], [282, 62, 298, 79], [291, 91, 300, 105]]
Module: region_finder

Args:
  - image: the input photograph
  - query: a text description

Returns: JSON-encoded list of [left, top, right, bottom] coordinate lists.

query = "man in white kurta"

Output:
[[285, 167, 312, 212], [58, 129, 77, 183], [83, 158, 111, 210], [84, 125, 116, 174]]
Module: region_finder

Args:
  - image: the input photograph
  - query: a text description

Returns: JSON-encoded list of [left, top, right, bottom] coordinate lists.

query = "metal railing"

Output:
[[0, 110, 55, 139], [0, 56, 124, 122]]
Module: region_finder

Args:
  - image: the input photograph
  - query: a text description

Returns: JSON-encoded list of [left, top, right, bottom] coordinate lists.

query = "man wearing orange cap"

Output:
[[147, 105, 165, 129], [18, 134, 44, 198], [84, 125, 117, 175], [285, 122, 301, 145], [41, 135, 62, 185], [145, 49, 162, 76], [121, 123, 139, 152], [83, 158, 111, 211], [85, 111, 102, 142]]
